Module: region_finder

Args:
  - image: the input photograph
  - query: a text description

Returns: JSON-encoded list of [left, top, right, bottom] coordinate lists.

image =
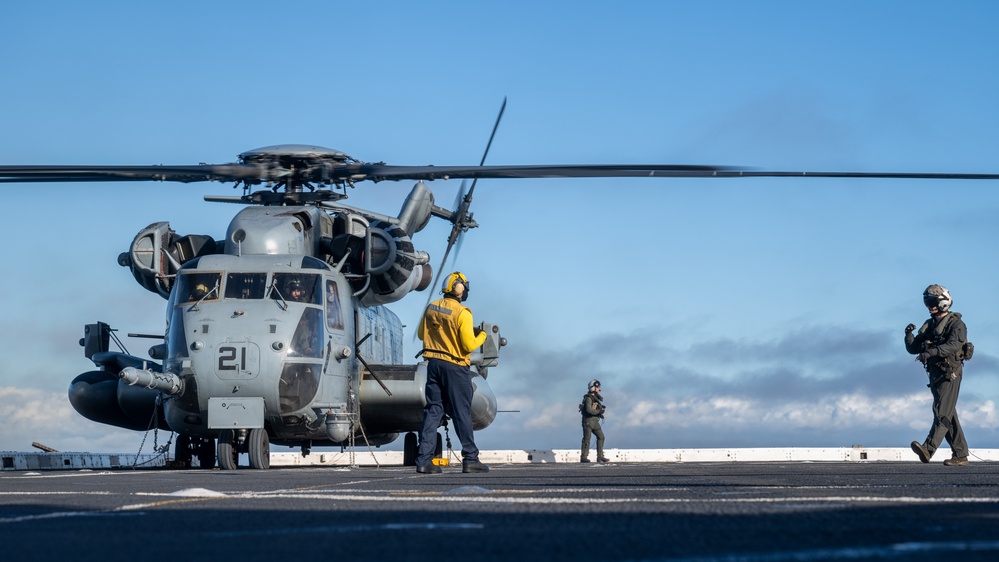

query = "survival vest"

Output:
[[579, 393, 604, 418], [917, 312, 973, 377]]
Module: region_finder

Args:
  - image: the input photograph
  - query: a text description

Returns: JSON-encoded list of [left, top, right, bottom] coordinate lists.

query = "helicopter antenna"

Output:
[[417, 98, 506, 333], [108, 327, 129, 356]]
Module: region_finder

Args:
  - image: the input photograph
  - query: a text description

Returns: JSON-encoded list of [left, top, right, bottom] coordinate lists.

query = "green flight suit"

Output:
[[904, 311, 969, 459], [580, 392, 605, 461]]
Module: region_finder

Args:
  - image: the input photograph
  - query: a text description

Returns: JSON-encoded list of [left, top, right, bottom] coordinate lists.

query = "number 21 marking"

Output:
[[218, 346, 247, 371]]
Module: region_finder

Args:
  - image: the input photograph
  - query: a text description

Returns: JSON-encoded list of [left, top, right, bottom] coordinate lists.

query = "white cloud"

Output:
[[5, 320, 999, 455], [0, 386, 149, 453], [963, 399, 999, 429]]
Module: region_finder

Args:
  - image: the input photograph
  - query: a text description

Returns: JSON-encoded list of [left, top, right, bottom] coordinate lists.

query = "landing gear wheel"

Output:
[[197, 437, 216, 469], [217, 429, 239, 470], [403, 432, 418, 466], [174, 434, 193, 468], [248, 428, 270, 469]]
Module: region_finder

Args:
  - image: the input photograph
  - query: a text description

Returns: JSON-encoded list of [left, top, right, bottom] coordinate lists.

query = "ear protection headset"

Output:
[[442, 271, 469, 295]]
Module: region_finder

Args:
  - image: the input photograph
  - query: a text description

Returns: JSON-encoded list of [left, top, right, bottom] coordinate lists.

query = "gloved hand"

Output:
[[916, 351, 931, 363], [905, 323, 916, 334]]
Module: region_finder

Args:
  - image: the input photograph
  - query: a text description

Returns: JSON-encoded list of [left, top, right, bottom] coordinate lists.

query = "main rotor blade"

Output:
[[0, 161, 736, 187], [0, 164, 263, 184], [351, 163, 737, 182], [5, 162, 999, 186], [345, 164, 999, 183], [708, 170, 999, 180]]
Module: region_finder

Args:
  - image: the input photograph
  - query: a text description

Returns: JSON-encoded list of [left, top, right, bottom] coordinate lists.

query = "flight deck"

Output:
[[3, 457, 999, 561]]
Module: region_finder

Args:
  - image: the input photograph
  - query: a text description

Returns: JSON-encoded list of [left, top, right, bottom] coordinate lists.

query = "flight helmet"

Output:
[[588, 379, 601, 392], [923, 284, 952, 312]]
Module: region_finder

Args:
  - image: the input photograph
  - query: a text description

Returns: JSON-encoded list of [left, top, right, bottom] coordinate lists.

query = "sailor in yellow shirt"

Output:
[[415, 271, 489, 474]]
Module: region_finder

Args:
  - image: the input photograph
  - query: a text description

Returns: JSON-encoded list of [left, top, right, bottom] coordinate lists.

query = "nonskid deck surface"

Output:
[[3, 462, 999, 561]]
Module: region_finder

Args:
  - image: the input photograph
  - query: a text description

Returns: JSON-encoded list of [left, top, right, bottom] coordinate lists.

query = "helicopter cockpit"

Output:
[[161, 254, 356, 432], [270, 273, 321, 305], [224, 272, 267, 300], [177, 272, 222, 303], [174, 270, 326, 303]]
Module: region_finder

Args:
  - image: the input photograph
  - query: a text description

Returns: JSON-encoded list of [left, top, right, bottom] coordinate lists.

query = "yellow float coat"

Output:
[[418, 296, 487, 366]]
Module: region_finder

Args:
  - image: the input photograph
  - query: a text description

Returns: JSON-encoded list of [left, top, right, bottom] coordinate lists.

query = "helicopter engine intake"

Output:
[[119, 221, 220, 299], [358, 220, 432, 306]]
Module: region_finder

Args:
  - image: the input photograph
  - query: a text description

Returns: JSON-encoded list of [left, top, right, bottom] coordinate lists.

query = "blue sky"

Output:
[[2, 1, 999, 455]]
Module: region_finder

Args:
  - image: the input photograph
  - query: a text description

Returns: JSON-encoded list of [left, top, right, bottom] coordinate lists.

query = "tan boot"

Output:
[[910, 441, 931, 463]]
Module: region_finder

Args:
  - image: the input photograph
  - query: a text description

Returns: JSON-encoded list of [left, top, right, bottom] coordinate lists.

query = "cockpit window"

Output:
[[279, 363, 320, 414], [301, 256, 329, 271], [177, 272, 222, 303], [224, 273, 268, 300], [289, 307, 323, 358], [326, 280, 344, 331], [272, 273, 321, 305]]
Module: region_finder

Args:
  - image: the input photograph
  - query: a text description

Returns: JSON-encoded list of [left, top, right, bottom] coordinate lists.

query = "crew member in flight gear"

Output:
[[287, 280, 306, 302], [415, 271, 489, 474], [580, 379, 609, 463], [189, 283, 209, 301], [905, 284, 971, 466]]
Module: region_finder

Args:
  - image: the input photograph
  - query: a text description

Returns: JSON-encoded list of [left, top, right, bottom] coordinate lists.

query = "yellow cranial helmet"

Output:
[[442, 271, 468, 294]]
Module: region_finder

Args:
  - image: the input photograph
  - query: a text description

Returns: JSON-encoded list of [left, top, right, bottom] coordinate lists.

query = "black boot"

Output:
[[462, 459, 489, 473]]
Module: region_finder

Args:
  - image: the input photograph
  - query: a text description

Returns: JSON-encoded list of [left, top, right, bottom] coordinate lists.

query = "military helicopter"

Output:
[[3, 109, 999, 470]]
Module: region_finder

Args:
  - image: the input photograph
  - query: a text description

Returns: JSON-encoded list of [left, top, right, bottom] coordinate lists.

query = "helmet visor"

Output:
[[923, 295, 941, 309]]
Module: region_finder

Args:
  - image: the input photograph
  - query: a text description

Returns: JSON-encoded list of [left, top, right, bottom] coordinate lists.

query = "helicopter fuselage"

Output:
[[70, 197, 502, 467]]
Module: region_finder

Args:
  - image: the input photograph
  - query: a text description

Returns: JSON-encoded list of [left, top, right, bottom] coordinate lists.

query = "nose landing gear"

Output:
[[173, 434, 217, 469], [217, 428, 271, 470]]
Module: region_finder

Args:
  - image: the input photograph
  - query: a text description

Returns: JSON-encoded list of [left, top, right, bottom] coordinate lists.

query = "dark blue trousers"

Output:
[[416, 359, 479, 466]]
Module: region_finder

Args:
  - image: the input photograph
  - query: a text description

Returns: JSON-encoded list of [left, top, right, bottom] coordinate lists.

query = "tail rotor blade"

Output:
[[452, 180, 468, 214], [414, 98, 506, 341], [442, 98, 505, 264], [451, 230, 466, 266], [414, 240, 455, 342]]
